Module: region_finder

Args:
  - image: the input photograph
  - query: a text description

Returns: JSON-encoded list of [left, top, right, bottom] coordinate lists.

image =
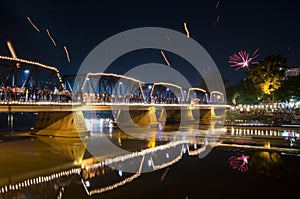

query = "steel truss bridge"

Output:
[[0, 54, 229, 137]]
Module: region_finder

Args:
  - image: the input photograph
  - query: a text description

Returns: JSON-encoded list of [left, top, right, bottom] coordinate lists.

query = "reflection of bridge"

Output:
[[0, 53, 229, 137]]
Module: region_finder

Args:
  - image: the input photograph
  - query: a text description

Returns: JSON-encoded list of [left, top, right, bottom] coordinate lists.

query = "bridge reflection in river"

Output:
[[0, 124, 299, 199]]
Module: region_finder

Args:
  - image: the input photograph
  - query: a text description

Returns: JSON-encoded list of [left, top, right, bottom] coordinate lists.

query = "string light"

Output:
[[0, 55, 64, 89], [150, 82, 184, 99], [150, 145, 184, 170], [83, 156, 145, 196], [0, 168, 81, 194], [80, 72, 145, 100]]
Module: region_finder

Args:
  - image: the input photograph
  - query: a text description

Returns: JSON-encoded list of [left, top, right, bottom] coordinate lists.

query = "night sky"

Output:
[[1, 0, 300, 86]]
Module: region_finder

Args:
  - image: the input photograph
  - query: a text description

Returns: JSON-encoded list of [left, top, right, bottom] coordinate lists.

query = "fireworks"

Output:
[[229, 49, 260, 70], [183, 22, 190, 38], [64, 46, 71, 62], [46, 28, 57, 46], [228, 154, 249, 172], [160, 50, 171, 67], [27, 17, 40, 32]]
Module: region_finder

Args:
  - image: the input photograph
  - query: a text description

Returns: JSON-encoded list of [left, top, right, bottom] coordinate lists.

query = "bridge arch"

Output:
[[186, 88, 208, 104], [149, 82, 183, 104], [79, 72, 145, 103], [210, 90, 224, 104], [0, 55, 64, 90]]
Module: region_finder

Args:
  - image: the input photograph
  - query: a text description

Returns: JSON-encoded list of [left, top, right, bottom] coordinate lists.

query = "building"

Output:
[[285, 68, 300, 77]]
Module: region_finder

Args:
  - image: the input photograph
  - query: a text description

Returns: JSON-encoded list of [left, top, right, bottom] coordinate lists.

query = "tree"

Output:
[[226, 79, 260, 105], [274, 76, 300, 102], [247, 55, 287, 102]]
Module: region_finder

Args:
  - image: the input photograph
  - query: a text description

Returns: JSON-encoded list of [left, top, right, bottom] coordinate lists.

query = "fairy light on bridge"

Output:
[[210, 90, 224, 103], [0, 139, 230, 196], [80, 72, 145, 100], [150, 82, 184, 99], [187, 145, 207, 156], [187, 88, 207, 93], [82, 156, 145, 196], [83, 140, 189, 171], [81, 139, 223, 196], [150, 145, 184, 170], [0, 55, 65, 89], [0, 168, 81, 194], [82, 141, 188, 196]]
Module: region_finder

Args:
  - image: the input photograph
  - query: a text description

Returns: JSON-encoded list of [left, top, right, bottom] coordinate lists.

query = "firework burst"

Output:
[[229, 48, 259, 71], [228, 154, 249, 172]]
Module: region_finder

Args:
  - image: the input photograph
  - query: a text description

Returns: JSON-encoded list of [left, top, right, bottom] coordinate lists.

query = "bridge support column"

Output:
[[158, 109, 195, 123], [198, 108, 214, 124], [115, 107, 158, 127], [32, 111, 90, 137], [182, 109, 195, 123]]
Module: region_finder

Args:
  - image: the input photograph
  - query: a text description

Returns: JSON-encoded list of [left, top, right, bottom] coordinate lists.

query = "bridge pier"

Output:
[[198, 108, 214, 124], [158, 109, 195, 124], [114, 106, 225, 130], [32, 111, 90, 137], [115, 107, 158, 127]]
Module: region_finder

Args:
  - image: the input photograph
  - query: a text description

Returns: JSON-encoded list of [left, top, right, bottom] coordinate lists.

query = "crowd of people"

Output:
[[0, 86, 146, 103], [79, 92, 144, 103], [0, 86, 71, 102], [0, 86, 221, 105]]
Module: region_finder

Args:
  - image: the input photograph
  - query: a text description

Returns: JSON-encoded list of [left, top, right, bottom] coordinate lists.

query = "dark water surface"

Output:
[[0, 124, 299, 199]]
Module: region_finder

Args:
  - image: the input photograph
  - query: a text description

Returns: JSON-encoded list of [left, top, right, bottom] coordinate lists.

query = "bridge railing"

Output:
[[0, 86, 71, 103], [0, 87, 225, 105]]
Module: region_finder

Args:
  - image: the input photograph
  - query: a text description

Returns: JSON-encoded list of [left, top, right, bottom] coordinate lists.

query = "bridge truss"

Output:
[[0, 55, 64, 91]]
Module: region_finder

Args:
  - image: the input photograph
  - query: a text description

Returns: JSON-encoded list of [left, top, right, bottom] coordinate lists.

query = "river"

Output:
[[0, 122, 299, 199]]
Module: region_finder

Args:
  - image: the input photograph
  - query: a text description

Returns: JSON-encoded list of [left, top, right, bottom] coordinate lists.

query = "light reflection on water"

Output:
[[229, 127, 300, 140], [0, 123, 300, 198]]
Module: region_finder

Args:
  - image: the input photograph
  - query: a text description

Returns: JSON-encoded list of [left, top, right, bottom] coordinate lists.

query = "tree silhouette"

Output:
[[274, 76, 300, 102], [247, 55, 287, 102]]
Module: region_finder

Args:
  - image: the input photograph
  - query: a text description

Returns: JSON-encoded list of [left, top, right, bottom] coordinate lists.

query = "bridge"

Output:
[[0, 49, 230, 137]]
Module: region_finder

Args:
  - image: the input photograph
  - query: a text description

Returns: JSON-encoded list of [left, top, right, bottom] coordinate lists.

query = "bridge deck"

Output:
[[0, 102, 230, 112]]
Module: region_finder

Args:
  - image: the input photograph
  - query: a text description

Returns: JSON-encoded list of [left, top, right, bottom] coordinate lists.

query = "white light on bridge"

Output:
[[24, 70, 30, 74], [118, 170, 123, 177], [85, 181, 90, 188], [148, 159, 152, 167]]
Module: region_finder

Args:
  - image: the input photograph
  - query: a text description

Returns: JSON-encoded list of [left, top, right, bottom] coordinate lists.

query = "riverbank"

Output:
[[225, 111, 300, 126]]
